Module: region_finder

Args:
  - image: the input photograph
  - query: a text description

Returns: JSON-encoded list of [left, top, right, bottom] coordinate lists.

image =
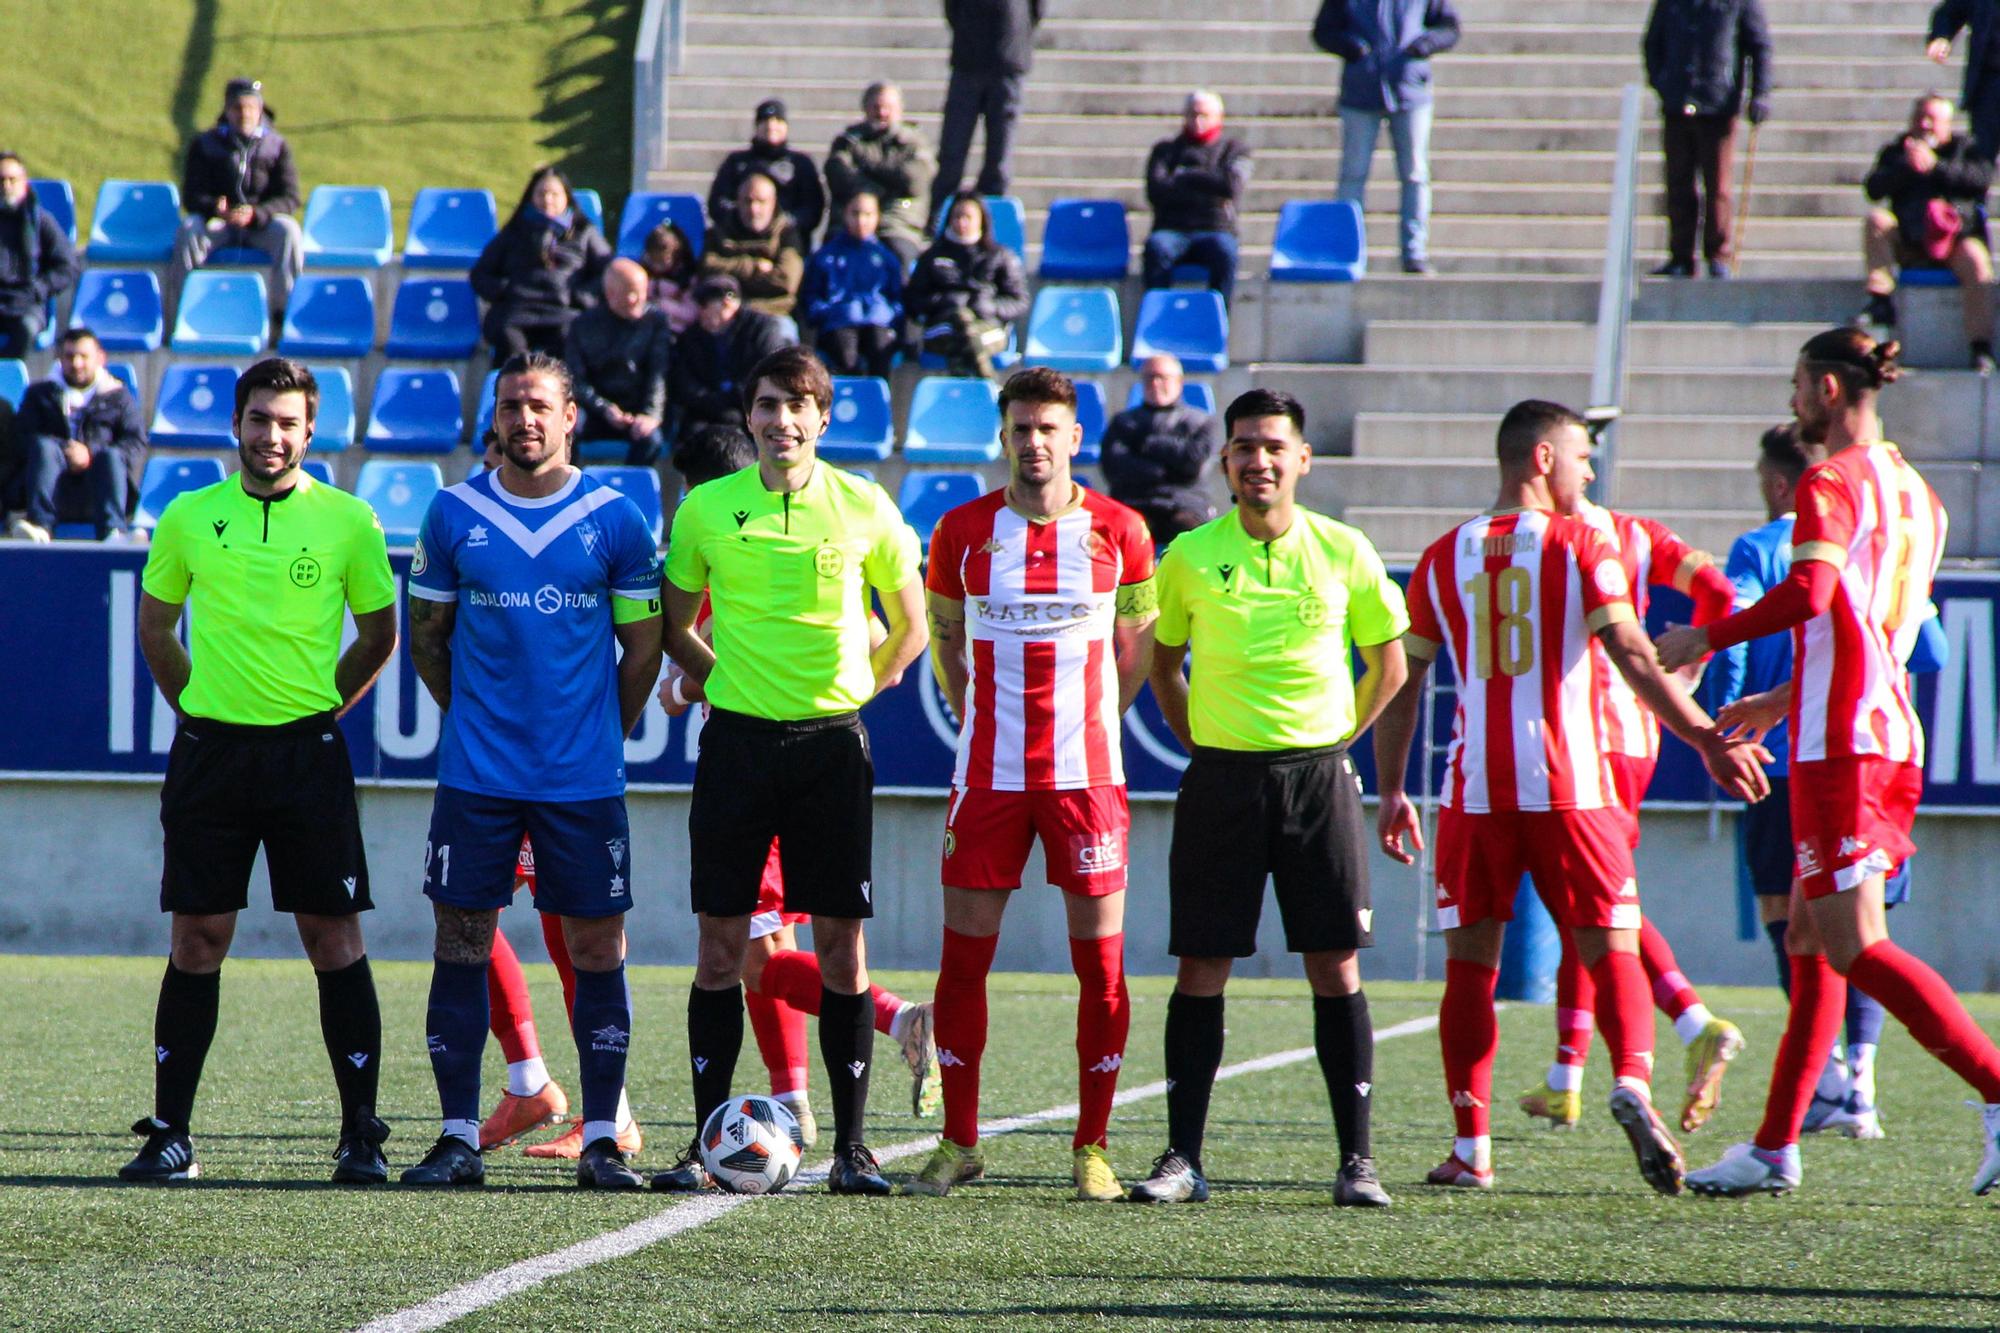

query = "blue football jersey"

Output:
[[1707, 516, 1797, 776], [409, 469, 662, 800]]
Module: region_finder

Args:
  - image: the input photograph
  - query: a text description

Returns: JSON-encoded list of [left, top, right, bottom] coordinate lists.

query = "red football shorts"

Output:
[[940, 785, 1130, 897], [1434, 805, 1640, 930], [1789, 756, 1920, 900], [748, 838, 806, 940], [1606, 753, 1658, 850]]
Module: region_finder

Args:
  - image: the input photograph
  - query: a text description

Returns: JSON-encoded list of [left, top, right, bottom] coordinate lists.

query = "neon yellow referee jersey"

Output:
[[666, 462, 921, 720], [1155, 506, 1408, 751], [141, 474, 396, 726]]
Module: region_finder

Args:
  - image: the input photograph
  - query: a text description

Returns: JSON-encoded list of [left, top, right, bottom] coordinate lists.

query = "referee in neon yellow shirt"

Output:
[[653, 345, 928, 1195], [122, 357, 399, 1185], [1128, 388, 1408, 1209]]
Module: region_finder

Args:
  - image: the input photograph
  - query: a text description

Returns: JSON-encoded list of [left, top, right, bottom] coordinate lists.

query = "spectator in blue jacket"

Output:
[[802, 191, 905, 378], [1317, 0, 1460, 275], [0, 153, 79, 358]]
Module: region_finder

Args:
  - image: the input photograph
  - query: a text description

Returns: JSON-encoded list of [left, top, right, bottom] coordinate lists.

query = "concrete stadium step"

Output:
[[1339, 505, 1763, 562], [1352, 412, 1780, 460], [1362, 321, 1822, 368], [1316, 456, 1758, 511]]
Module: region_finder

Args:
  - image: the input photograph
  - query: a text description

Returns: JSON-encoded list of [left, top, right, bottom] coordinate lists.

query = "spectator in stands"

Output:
[[1859, 93, 1996, 370], [470, 165, 612, 358], [827, 82, 939, 268], [803, 191, 905, 379], [0, 152, 78, 357], [166, 77, 303, 323], [1317, 0, 1460, 276], [1927, 2, 2000, 161], [1642, 0, 1772, 278], [670, 275, 791, 433], [1142, 91, 1253, 303], [641, 221, 701, 335], [708, 99, 827, 244], [7, 327, 146, 543], [1098, 353, 1219, 548], [931, 0, 1041, 222], [905, 191, 1028, 378], [701, 172, 807, 323], [565, 259, 672, 465]]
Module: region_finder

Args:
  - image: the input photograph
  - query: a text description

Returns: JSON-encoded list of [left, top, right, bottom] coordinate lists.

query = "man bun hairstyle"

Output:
[[1800, 326, 1902, 397], [1223, 387, 1306, 437], [1495, 399, 1587, 468], [235, 355, 319, 424], [998, 366, 1077, 418], [743, 344, 833, 417], [1758, 421, 1811, 484], [496, 350, 574, 404]]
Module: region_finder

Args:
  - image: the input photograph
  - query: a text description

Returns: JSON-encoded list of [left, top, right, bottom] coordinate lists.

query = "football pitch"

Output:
[[6, 956, 2000, 1331]]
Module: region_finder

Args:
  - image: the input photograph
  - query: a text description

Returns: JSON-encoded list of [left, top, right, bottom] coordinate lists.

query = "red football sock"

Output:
[[872, 984, 905, 1036], [486, 927, 539, 1063], [1587, 948, 1657, 1088], [743, 987, 809, 1097], [762, 949, 825, 1014], [1440, 959, 1499, 1139], [1639, 918, 1701, 1021], [1070, 933, 1131, 1150], [538, 911, 578, 1019], [935, 928, 999, 1149], [1848, 940, 2000, 1103], [1756, 953, 1846, 1150], [1553, 927, 1594, 1072]]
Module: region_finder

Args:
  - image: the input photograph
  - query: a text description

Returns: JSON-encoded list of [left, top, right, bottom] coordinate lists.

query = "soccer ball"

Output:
[[698, 1095, 803, 1195]]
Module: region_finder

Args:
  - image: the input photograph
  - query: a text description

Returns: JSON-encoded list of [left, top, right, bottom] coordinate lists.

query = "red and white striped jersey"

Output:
[[1789, 442, 1946, 765], [1404, 509, 1639, 813], [927, 489, 1155, 790], [1577, 503, 1713, 762]]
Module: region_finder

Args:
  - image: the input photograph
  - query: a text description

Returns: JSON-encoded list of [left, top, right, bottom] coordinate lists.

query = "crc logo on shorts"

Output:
[[288, 556, 322, 588], [1297, 594, 1328, 627], [815, 545, 845, 578], [1795, 836, 1824, 878], [1071, 830, 1124, 876]]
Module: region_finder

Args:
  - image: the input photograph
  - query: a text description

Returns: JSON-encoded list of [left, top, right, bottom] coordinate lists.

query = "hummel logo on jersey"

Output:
[[342, 876, 357, 898], [348, 1053, 370, 1069], [590, 1024, 630, 1053], [156, 1046, 170, 1064], [733, 509, 751, 529], [607, 838, 628, 869], [609, 875, 627, 898], [212, 519, 228, 538], [847, 1061, 867, 1078], [427, 1034, 448, 1053], [1356, 1082, 1372, 1097], [466, 524, 489, 548], [1451, 1090, 1486, 1109], [938, 1049, 966, 1068], [1087, 1054, 1124, 1074]]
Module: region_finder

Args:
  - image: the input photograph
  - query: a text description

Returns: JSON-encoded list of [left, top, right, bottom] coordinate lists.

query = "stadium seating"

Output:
[[355, 459, 442, 543], [935, 195, 1026, 259], [34, 296, 56, 350], [309, 365, 358, 450], [366, 367, 463, 452], [898, 470, 985, 550], [0, 359, 27, 408], [574, 438, 630, 465], [904, 377, 1002, 463], [105, 362, 140, 405], [69, 269, 163, 352], [1901, 268, 1961, 288], [584, 464, 665, 545], [1024, 286, 1122, 371], [821, 376, 895, 462], [302, 459, 336, 486], [87, 179, 180, 263], [149, 364, 240, 447], [278, 275, 376, 358], [1038, 200, 1128, 281], [402, 188, 498, 268], [134, 456, 227, 529], [1074, 379, 1106, 463], [384, 278, 479, 359], [1130, 289, 1228, 373], [474, 369, 499, 439], [171, 270, 268, 356], [618, 192, 704, 260], [1125, 380, 1218, 414], [300, 185, 394, 268], [31, 179, 76, 242], [573, 187, 605, 234], [1268, 200, 1367, 283]]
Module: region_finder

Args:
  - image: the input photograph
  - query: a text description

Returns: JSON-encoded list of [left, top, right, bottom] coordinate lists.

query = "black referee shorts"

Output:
[[159, 713, 372, 916], [1743, 774, 1794, 896], [689, 708, 875, 921], [1168, 743, 1372, 958]]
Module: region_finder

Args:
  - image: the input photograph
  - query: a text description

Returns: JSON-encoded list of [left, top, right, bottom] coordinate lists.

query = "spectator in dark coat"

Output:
[[166, 78, 303, 318], [1643, 0, 1773, 277], [1098, 353, 1219, 548], [670, 275, 793, 433], [0, 153, 79, 357], [826, 82, 939, 268], [707, 99, 827, 244], [1928, 0, 2000, 161], [932, 0, 1041, 222], [700, 172, 808, 321], [905, 193, 1028, 378], [802, 191, 905, 378], [566, 259, 673, 465], [1141, 91, 1254, 303], [7, 328, 146, 542], [1859, 93, 1996, 369], [640, 220, 701, 335], [470, 165, 612, 357], [1318, 0, 1460, 274]]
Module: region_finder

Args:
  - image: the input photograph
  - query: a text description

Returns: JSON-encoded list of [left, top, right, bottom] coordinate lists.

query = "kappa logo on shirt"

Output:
[[1839, 835, 1868, 858], [980, 537, 1006, 555]]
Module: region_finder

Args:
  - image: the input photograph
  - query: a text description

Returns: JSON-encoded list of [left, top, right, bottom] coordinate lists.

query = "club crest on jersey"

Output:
[[815, 545, 845, 578], [1593, 561, 1630, 598], [607, 838, 628, 869], [1297, 593, 1328, 627], [1080, 529, 1112, 560], [411, 539, 429, 576], [289, 555, 322, 588], [577, 521, 600, 553], [466, 524, 489, 548]]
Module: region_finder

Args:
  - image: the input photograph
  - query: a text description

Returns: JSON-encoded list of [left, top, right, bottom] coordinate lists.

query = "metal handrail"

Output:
[[631, 0, 687, 194], [1588, 84, 1645, 507]]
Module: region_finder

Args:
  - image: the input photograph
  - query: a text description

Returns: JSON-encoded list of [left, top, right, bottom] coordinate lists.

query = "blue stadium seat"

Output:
[[1130, 289, 1229, 373], [105, 361, 140, 405], [574, 438, 629, 465], [898, 471, 986, 551], [474, 369, 499, 439], [1124, 380, 1218, 414], [279, 275, 376, 358], [1024, 286, 1122, 371], [1269, 200, 1367, 283], [904, 377, 1002, 463], [0, 359, 27, 408], [88, 179, 181, 263], [31, 179, 76, 242], [384, 278, 479, 359], [301, 185, 394, 268], [171, 270, 268, 355], [1900, 267, 1960, 287], [150, 364, 240, 448], [355, 459, 443, 543], [70, 269, 164, 352], [821, 377, 895, 462], [618, 192, 704, 259], [1074, 379, 1106, 463], [572, 188, 605, 234], [366, 367, 463, 452], [34, 296, 56, 350], [302, 459, 336, 486], [1039, 199, 1129, 281], [134, 457, 227, 529], [403, 188, 499, 269], [584, 464, 665, 545], [308, 365, 357, 451]]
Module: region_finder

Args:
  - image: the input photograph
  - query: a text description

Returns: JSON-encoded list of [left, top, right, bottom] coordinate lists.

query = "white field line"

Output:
[[356, 1011, 1444, 1333]]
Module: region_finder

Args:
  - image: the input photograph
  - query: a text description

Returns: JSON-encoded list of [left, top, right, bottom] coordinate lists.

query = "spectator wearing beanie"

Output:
[[708, 99, 828, 245]]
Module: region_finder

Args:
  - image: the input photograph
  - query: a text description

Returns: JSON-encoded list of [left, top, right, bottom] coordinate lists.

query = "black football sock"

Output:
[[315, 955, 381, 1128], [1163, 990, 1225, 1166], [1765, 920, 1791, 995], [819, 986, 874, 1150], [153, 962, 221, 1133], [1314, 991, 1373, 1161], [687, 982, 744, 1135]]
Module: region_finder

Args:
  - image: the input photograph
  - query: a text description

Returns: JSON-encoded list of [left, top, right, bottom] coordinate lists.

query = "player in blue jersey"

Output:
[[398, 352, 665, 1190]]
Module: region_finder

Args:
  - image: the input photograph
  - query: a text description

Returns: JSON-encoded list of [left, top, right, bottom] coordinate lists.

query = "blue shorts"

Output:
[[423, 785, 633, 919], [1884, 858, 1913, 907]]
